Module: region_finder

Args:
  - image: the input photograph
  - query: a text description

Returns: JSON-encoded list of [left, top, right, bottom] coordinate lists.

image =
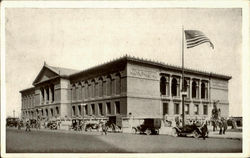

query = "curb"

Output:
[[7, 128, 242, 140]]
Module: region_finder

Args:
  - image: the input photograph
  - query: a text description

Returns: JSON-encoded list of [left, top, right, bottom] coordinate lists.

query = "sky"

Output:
[[4, 8, 242, 117]]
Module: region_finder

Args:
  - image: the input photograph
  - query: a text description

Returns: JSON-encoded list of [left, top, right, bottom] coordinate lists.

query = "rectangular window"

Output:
[[51, 109, 54, 116], [78, 105, 81, 116], [115, 101, 120, 114], [174, 103, 179, 114], [194, 104, 199, 115], [72, 106, 75, 116], [185, 104, 189, 115], [84, 105, 88, 115], [91, 104, 95, 115], [98, 103, 103, 115], [163, 102, 168, 115], [106, 102, 111, 115], [203, 105, 208, 115]]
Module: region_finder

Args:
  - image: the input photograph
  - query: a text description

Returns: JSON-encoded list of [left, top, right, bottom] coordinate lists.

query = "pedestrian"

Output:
[[101, 121, 107, 135], [17, 120, 21, 130], [222, 117, 228, 134], [25, 120, 31, 132], [218, 119, 223, 135], [200, 121, 208, 140]]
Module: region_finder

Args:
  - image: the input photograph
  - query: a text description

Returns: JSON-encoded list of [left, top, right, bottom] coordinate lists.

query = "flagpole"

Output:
[[182, 26, 185, 127]]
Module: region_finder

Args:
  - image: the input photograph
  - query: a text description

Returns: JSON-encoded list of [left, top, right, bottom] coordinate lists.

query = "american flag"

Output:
[[184, 30, 214, 49]]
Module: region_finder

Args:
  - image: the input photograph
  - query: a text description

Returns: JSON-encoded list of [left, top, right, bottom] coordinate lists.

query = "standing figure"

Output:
[[17, 119, 21, 130], [221, 117, 228, 134], [211, 100, 220, 131], [25, 120, 31, 132], [101, 121, 107, 135]]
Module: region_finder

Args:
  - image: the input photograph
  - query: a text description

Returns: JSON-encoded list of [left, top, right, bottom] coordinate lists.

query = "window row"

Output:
[[160, 76, 208, 99], [162, 103, 208, 115], [22, 95, 35, 108], [71, 74, 121, 101], [72, 101, 121, 117], [40, 84, 55, 104]]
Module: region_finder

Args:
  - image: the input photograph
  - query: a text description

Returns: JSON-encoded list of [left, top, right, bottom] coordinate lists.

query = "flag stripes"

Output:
[[185, 30, 214, 49]]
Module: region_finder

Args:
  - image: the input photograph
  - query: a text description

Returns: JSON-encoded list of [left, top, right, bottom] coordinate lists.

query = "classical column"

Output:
[[206, 82, 209, 99], [40, 89, 43, 105], [186, 79, 190, 98], [49, 87, 52, 103], [190, 78, 193, 99], [198, 80, 201, 99], [81, 83, 85, 101], [79, 83, 82, 101], [169, 75, 172, 98], [44, 88, 47, 104], [177, 78, 180, 97]]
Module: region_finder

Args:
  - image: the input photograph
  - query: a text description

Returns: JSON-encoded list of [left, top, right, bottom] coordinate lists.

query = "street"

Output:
[[6, 128, 242, 153]]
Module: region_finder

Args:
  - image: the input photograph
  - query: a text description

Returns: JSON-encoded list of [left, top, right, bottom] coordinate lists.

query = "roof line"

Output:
[[70, 55, 231, 80]]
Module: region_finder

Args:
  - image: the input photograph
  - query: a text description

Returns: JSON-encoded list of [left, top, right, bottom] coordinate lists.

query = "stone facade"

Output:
[[20, 56, 231, 125]]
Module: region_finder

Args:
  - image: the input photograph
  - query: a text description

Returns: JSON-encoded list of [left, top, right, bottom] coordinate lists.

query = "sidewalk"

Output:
[[207, 126, 242, 140], [8, 127, 242, 140], [8, 127, 107, 135], [208, 130, 242, 140]]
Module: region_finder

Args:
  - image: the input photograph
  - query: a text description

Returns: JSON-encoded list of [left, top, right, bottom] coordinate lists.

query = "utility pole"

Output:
[[13, 110, 15, 118], [181, 26, 186, 127]]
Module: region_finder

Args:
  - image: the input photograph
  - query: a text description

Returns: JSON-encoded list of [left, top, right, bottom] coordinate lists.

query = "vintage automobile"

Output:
[[172, 123, 209, 139], [6, 117, 19, 127], [71, 118, 84, 131], [132, 118, 161, 135], [29, 119, 37, 128], [47, 120, 58, 130]]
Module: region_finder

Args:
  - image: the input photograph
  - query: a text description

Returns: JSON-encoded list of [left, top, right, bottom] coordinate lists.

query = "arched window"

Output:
[[160, 76, 166, 95], [99, 77, 103, 97], [46, 87, 50, 101], [94, 81, 98, 97], [201, 82, 206, 99], [84, 81, 88, 99], [192, 81, 197, 98], [50, 84, 54, 102], [81, 82, 85, 100], [77, 82, 82, 100], [72, 84, 76, 100], [91, 80, 95, 98], [115, 73, 121, 95], [107, 75, 112, 96], [171, 78, 177, 97], [88, 82, 91, 98], [184, 80, 188, 92]]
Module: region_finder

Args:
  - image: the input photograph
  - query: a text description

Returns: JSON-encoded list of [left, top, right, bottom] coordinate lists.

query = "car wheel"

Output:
[[145, 129, 151, 135], [172, 128, 178, 137], [193, 130, 199, 138], [132, 127, 137, 134], [155, 129, 159, 135]]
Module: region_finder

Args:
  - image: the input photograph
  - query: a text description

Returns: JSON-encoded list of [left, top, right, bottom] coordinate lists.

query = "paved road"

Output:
[[6, 128, 242, 153]]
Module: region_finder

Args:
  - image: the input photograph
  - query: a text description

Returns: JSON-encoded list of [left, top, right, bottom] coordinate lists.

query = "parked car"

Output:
[[47, 120, 58, 130], [6, 117, 19, 127], [133, 118, 161, 135], [172, 123, 208, 139], [71, 118, 84, 131]]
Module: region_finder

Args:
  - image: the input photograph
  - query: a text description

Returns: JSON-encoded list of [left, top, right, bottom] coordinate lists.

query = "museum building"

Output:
[[20, 55, 231, 126]]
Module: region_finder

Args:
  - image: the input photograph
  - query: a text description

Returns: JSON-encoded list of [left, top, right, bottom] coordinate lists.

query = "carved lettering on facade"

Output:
[[130, 68, 157, 79], [211, 80, 227, 89]]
